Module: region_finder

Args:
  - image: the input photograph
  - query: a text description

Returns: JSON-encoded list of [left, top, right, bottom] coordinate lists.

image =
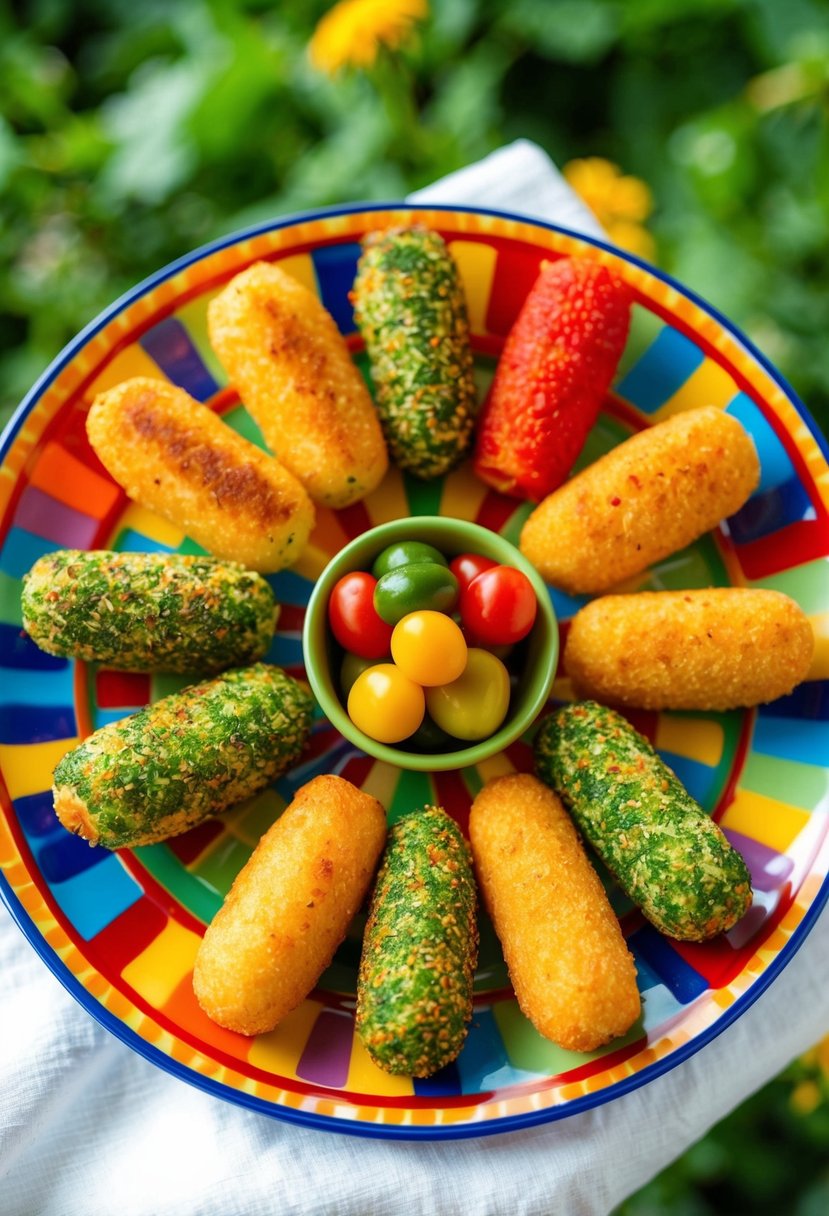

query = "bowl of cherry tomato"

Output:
[[302, 516, 558, 771]]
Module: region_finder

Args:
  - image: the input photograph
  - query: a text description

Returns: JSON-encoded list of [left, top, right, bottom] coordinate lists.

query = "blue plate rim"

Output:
[[2, 199, 828, 466], [1, 865, 826, 1140], [1, 200, 828, 1139]]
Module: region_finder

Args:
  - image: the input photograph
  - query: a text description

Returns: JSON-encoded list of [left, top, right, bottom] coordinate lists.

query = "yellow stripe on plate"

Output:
[[655, 717, 724, 767], [719, 787, 810, 853], [292, 544, 333, 582], [0, 738, 79, 800], [652, 358, 737, 422], [121, 919, 202, 1007], [248, 1000, 323, 1076], [447, 241, 498, 334], [86, 345, 167, 398], [346, 1033, 414, 1097], [806, 613, 829, 681], [440, 461, 489, 523], [476, 753, 516, 783], [117, 503, 186, 548], [276, 253, 318, 295], [364, 466, 410, 527], [361, 760, 401, 809]]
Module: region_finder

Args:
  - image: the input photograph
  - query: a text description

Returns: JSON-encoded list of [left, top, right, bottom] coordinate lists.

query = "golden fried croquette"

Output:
[[520, 405, 760, 594], [564, 588, 814, 711], [87, 377, 314, 573], [469, 773, 640, 1052], [208, 261, 388, 508], [193, 775, 387, 1036]]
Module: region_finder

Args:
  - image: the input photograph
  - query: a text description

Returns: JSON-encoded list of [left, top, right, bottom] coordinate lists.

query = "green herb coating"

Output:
[[22, 550, 277, 673], [351, 226, 478, 479], [533, 701, 753, 941], [53, 664, 312, 849], [356, 805, 478, 1077]]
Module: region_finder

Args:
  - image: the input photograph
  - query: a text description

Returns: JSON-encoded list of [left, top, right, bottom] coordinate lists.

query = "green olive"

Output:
[[373, 563, 459, 626], [371, 541, 448, 580]]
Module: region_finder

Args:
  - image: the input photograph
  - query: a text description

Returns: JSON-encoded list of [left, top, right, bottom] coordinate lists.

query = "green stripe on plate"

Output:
[[749, 559, 829, 615], [740, 749, 829, 809], [0, 570, 23, 626]]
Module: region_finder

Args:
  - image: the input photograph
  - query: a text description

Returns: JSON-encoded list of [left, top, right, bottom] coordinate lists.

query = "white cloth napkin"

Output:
[[2, 140, 828, 1216]]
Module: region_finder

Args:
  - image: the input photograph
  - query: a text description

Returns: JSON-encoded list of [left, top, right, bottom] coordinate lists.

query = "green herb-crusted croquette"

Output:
[[53, 664, 312, 849], [534, 702, 753, 941], [351, 225, 478, 480], [356, 805, 478, 1077], [22, 550, 278, 673]]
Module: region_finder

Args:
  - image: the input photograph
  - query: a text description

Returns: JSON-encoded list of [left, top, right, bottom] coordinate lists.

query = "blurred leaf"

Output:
[[425, 40, 512, 158], [187, 25, 292, 161], [96, 56, 215, 204], [669, 103, 758, 215], [0, 117, 23, 187], [744, 0, 829, 65], [499, 0, 620, 63], [619, 0, 741, 34]]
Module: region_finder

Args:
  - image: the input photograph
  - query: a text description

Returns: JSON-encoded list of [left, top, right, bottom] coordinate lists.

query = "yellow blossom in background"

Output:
[[789, 1034, 829, 1117], [564, 157, 656, 261], [309, 0, 428, 74], [790, 1079, 822, 1116]]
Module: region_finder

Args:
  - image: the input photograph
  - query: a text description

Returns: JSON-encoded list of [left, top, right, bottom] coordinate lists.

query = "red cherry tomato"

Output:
[[460, 565, 538, 646], [328, 572, 393, 659], [449, 552, 497, 595]]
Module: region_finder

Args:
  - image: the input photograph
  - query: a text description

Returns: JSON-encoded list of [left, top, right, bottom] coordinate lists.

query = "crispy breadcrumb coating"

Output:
[[356, 806, 478, 1076], [53, 665, 312, 849], [87, 377, 314, 573], [194, 775, 387, 1036], [520, 405, 760, 594], [469, 774, 640, 1052], [535, 702, 753, 941], [208, 261, 388, 508], [22, 550, 277, 673], [565, 588, 814, 710]]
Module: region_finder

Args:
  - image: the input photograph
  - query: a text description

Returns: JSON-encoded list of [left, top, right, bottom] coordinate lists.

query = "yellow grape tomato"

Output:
[[425, 648, 510, 741], [390, 611, 468, 687], [347, 663, 425, 744]]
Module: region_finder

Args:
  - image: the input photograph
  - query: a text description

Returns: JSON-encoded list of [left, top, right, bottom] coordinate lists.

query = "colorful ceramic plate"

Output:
[[1, 205, 828, 1140]]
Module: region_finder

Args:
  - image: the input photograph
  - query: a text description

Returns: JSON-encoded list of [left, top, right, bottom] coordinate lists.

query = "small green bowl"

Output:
[[302, 516, 558, 772]]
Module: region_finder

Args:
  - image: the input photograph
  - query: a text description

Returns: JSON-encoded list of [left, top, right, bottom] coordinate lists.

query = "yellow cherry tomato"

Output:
[[391, 611, 468, 687], [347, 663, 425, 744], [425, 648, 511, 741]]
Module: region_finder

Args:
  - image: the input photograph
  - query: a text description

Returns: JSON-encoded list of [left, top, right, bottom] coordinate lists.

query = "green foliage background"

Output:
[[3, 0, 829, 435], [1, 0, 828, 1209]]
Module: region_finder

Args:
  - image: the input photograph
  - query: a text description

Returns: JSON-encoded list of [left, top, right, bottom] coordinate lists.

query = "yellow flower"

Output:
[[564, 157, 656, 261], [790, 1079, 822, 1116], [309, 0, 428, 75]]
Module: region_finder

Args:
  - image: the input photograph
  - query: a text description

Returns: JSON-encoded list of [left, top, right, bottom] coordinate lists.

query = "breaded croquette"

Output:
[[53, 665, 312, 849], [535, 702, 753, 942], [208, 261, 388, 508], [351, 226, 478, 480], [469, 774, 640, 1052], [520, 405, 760, 594], [194, 775, 387, 1036], [356, 806, 478, 1077], [86, 377, 314, 573], [565, 588, 814, 711], [22, 550, 277, 674]]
